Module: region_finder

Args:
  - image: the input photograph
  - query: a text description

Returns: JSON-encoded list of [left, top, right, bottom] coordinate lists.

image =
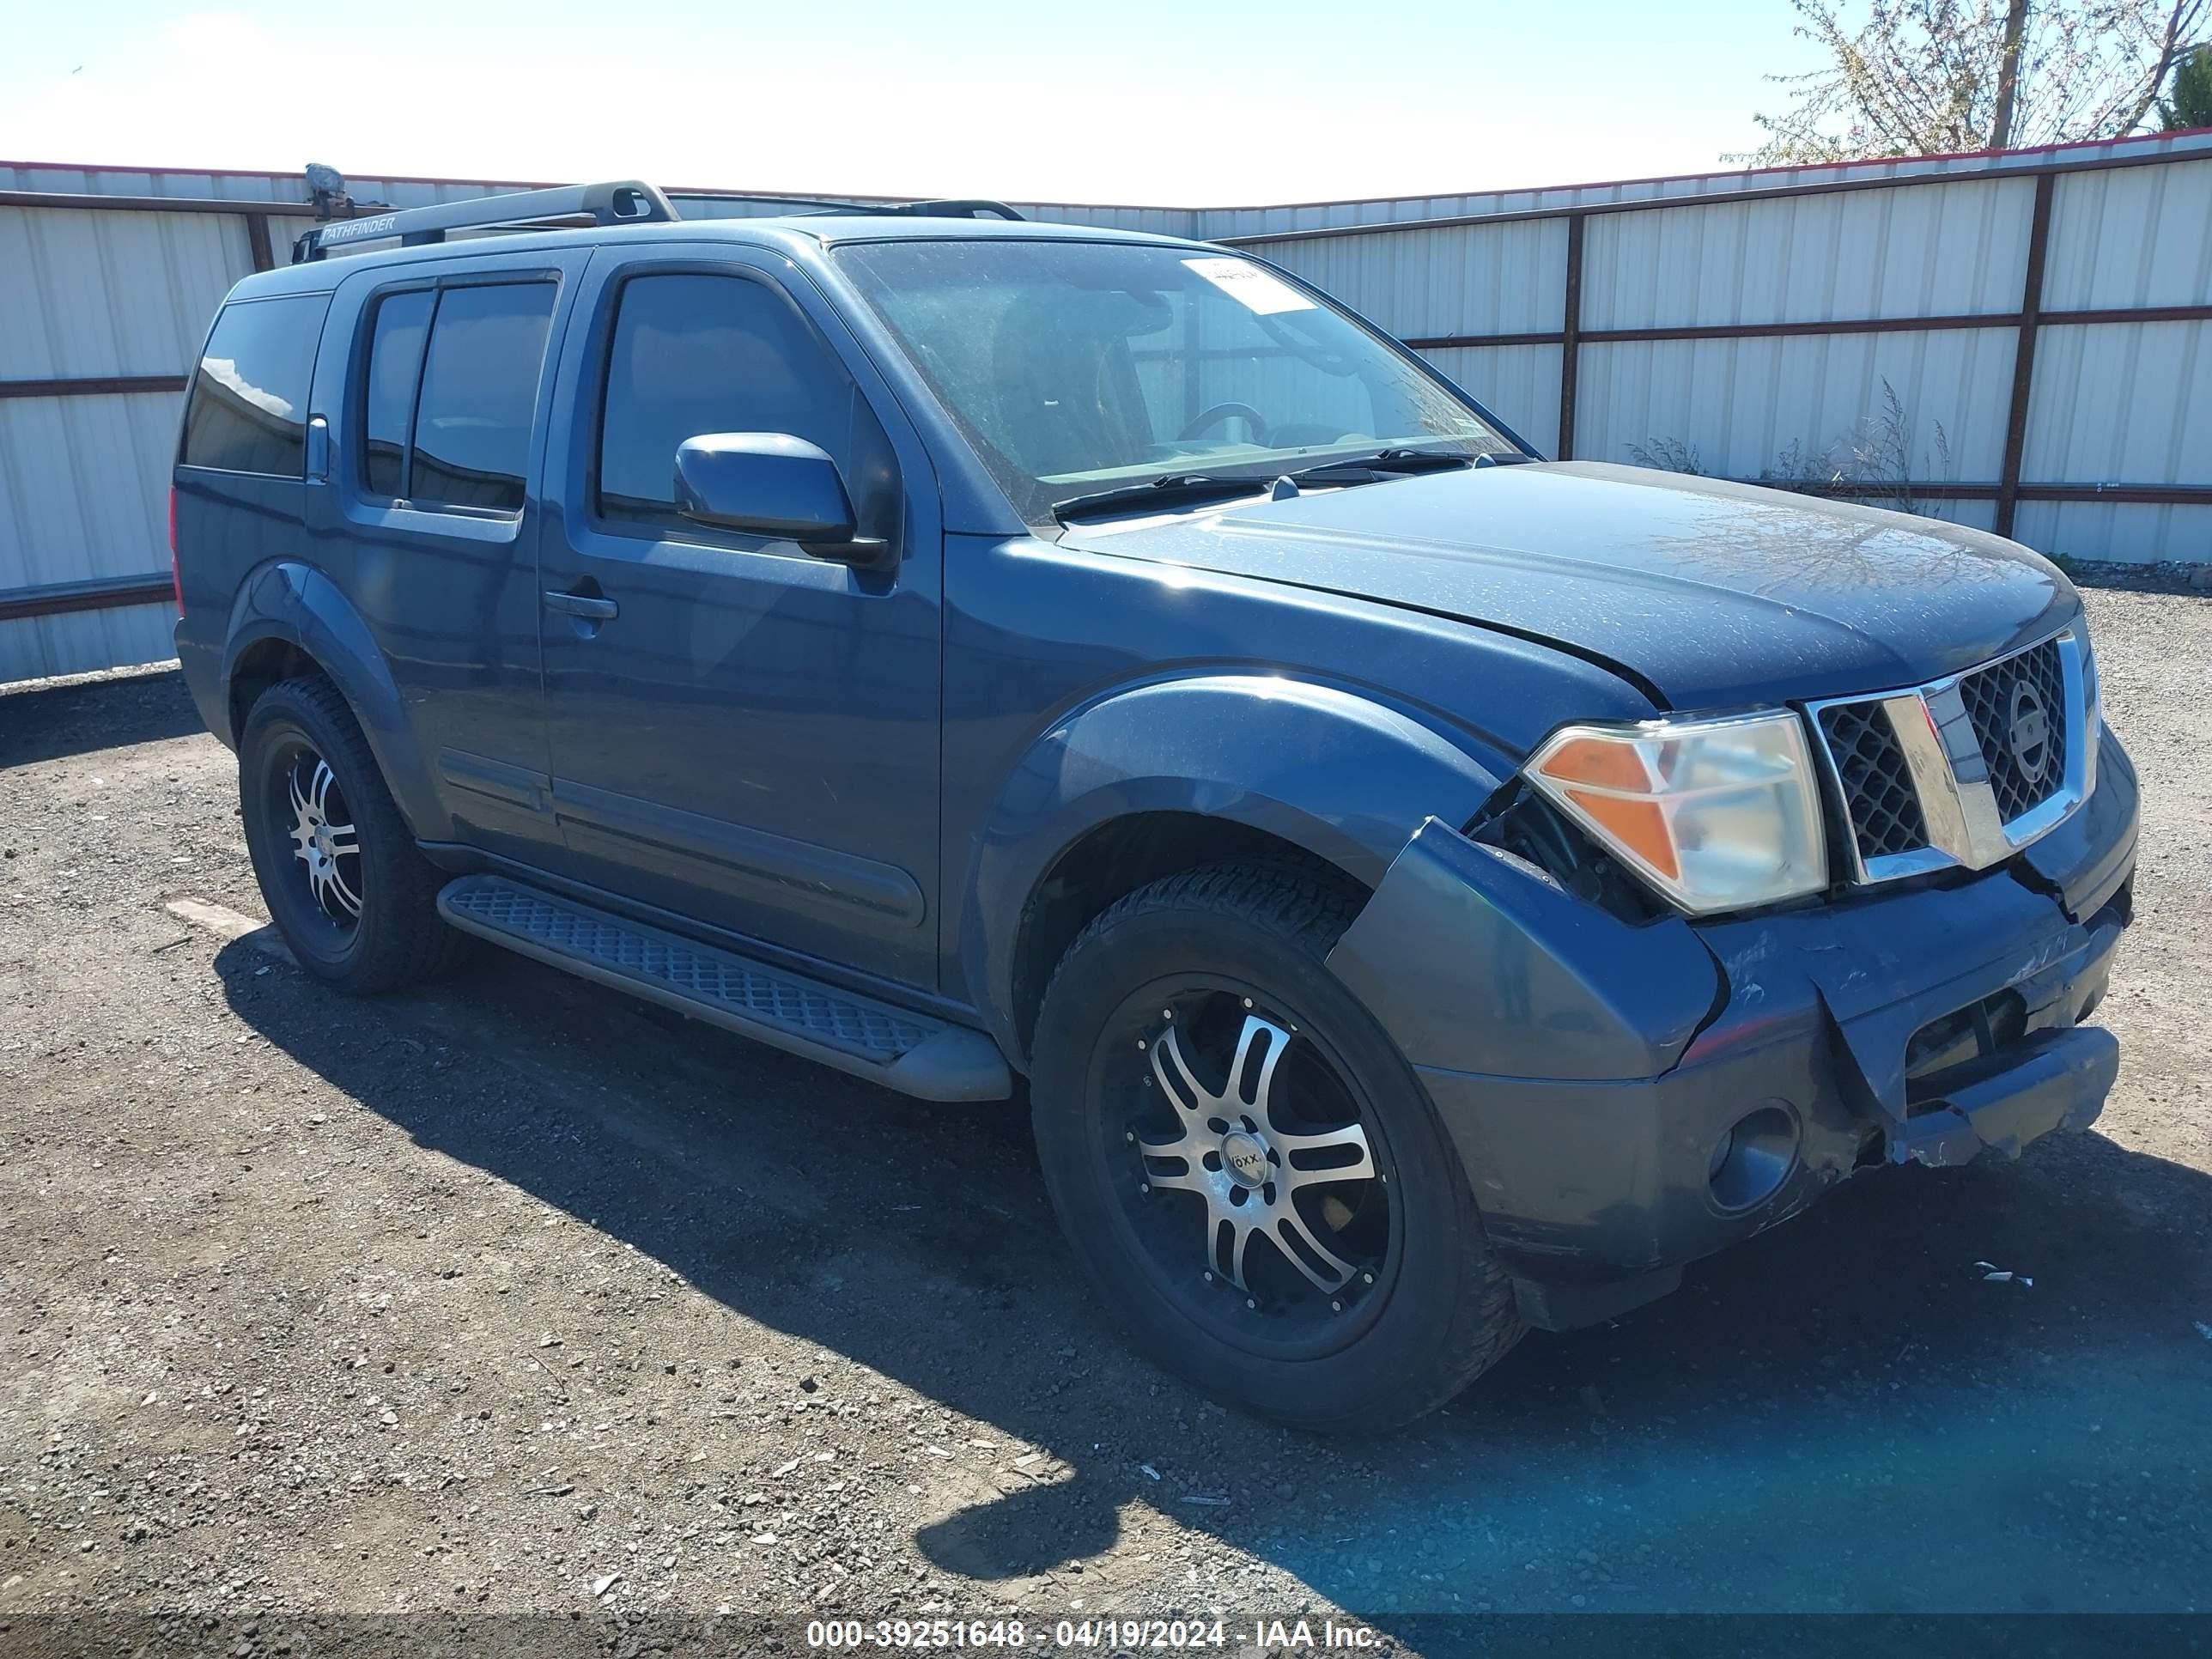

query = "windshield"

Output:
[[832, 238, 1522, 528]]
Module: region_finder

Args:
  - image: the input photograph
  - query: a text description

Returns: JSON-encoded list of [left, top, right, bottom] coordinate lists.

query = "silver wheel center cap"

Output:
[[1221, 1130, 1271, 1189]]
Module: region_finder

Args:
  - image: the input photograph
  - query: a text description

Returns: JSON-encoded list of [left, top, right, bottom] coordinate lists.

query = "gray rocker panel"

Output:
[[436, 875, 1012, 1102]]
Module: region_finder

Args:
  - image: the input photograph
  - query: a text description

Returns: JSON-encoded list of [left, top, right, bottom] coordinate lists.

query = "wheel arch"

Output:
[[962, 673, 1506, 1065], [221, 562, 443, 838]]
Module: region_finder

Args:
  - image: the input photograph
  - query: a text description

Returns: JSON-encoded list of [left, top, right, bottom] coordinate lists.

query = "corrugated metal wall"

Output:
[[1237, 133, 2212, 563], [1188, 130, 2212, 236], [4, 135, 2209, 683], [0, 200, 259, 681]]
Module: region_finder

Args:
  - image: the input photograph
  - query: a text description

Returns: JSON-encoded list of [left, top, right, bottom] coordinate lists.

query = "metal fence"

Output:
[[1222, 134, 2212, 565], [3, 132, 2209, 683]]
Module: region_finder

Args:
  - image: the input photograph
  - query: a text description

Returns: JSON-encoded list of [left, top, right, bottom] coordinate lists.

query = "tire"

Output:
[[238, 676, 470, 994], [1030, 859, 1523, 1434]]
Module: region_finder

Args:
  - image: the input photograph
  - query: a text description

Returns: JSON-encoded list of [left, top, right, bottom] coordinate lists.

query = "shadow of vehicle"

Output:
[[213, 921, 2212, 1633], [0, 665, 204, 769]]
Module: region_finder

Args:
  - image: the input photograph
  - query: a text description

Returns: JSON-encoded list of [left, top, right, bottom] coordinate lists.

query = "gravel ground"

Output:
[[1, 587, 2209, 1655]]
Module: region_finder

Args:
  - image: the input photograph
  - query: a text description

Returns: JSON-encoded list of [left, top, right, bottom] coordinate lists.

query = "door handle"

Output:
[[544, 589, 618, 621]]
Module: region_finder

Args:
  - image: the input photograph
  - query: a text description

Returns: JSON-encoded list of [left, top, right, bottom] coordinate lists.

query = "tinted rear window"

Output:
[[360, 289, 434, 499], [181, 295, 326, 475], [409, 283, 556, 513]]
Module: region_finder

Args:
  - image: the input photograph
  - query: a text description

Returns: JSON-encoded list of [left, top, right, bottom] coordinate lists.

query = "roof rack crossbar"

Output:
[[885, 199, 1025, 220], [292, 179, 678, 264], [785, 198, 1027, 221]]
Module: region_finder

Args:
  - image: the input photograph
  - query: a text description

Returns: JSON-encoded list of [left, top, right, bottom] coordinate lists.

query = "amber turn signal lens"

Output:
[[1561, 790, 1680, 880], [1534, 735, 1651, 793]]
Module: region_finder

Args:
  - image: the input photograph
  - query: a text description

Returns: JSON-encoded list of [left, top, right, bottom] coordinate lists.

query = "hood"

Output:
[[1057, 462, 2079, 709]]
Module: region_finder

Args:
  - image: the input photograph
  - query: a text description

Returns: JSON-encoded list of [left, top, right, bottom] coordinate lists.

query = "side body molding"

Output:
[[960, 676, 1508, 1060], [220, 561, 444, 837], [1325, 817, 1721, 1082]]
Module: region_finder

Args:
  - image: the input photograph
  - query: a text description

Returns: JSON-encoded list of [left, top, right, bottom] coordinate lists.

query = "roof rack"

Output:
[[291, 179, 679, 264], [668, 193, 1027, 222], [848, 198, 1026, 221]]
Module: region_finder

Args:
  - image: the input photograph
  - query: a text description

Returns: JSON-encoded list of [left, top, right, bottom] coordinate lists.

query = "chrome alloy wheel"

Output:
[[1113, 986, 1395, 1349], [282, 751, 362, 927]]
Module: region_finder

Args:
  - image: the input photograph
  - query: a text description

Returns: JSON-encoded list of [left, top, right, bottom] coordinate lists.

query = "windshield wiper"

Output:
[[1286, 447, 1482, 485], [1285, 446, 1544, 489], [1051, 447, 1536, 525], [1050, 472, 1273, 526]]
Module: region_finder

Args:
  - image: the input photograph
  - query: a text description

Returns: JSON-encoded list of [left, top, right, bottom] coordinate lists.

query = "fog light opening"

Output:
[[1708, 1106, 1799, 1212]]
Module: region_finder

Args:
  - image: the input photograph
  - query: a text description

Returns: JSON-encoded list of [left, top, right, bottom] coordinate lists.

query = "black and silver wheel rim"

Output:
[[1096, 978, 1401, 1361], [264, 743, 362, 941]]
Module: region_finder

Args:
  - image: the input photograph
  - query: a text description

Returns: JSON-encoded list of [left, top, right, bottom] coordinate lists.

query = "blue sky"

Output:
[[0, 2, 1820, 204]]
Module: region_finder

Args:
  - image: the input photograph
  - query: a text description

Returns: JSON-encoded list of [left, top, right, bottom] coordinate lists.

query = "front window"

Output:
[[834, 238, 1519, 528]]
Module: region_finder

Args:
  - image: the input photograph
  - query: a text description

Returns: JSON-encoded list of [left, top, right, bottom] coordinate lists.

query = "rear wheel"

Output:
[[1030, 860, 1522, 1433], [238, 677, 468, 994]]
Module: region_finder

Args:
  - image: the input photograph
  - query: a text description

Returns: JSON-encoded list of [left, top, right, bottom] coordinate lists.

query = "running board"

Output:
[[436, 875, 1012, 1102]]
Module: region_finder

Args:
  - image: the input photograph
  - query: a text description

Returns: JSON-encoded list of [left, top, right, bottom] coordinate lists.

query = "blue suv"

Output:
[[171, 181, 2138, 1432]]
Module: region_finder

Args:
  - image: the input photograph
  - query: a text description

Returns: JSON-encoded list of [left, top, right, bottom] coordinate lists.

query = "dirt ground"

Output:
[[2, 585, 2208, 1656]]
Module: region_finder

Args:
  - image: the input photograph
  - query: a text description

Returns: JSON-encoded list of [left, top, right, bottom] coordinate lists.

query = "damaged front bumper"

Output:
[[1325, 729, 2139, 1333]]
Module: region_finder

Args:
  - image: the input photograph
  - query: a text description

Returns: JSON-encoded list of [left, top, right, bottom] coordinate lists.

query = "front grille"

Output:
[[1817, 702, 1929, 861], [1958, 639, 2068, 823], [1808, 627, 2086, 885]]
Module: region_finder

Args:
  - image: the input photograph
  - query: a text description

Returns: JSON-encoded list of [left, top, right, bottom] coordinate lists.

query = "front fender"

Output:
[[222, 562, 444, 837], [961, 674, 1506, 1058]]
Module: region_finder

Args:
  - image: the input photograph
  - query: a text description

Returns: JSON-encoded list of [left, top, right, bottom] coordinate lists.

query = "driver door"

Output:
[[532, 246, 945, 991]]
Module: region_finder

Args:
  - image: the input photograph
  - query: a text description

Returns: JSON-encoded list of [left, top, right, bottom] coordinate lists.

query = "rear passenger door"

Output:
[[315, 251, 588, 863], [533, 246, 944, 992]]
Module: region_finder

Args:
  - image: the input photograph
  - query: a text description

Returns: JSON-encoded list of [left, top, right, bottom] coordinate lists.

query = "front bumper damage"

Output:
[[1325, 731, 2139, 1333]]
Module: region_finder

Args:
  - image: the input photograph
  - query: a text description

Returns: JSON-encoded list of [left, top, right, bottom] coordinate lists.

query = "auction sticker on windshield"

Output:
[[1182, 256, 1316, 314]]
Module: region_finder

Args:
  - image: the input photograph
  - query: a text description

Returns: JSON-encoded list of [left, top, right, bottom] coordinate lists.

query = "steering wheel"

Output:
[[1177, 401, 1272, 445]]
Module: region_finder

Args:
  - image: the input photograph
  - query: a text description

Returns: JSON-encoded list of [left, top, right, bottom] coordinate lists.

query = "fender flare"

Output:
[[959, 674, 1508, 1058], [221, 561, 445, 837]]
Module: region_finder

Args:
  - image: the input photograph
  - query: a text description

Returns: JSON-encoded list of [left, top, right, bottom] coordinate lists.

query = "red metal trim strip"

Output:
[[1406, 330, 1567, 350], [0, 374, 187, 399], [1731, 479, 2212, 505], [0, 187, 316, 216], [7, 125, 2208, 213], [1218, 145, 2212, 247], [2016, 483, 2212, 505], [0, 576, 175, 623], [1401, 303, 2212, 356], [1192, 129, 2212, 215], [2039, 303, 2212, 327]]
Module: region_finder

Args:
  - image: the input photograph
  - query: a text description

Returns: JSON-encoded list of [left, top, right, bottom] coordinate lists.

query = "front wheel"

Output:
[[1030, 860, 1522, 1433]]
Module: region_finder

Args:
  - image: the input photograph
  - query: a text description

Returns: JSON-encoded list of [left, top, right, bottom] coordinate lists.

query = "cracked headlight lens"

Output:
[[1526, 710, 1829, 915]]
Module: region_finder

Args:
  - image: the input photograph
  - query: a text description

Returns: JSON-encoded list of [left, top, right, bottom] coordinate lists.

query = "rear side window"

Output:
[[357, 281, 556, 514], [360, 289, 434, 499], [409, 283, 556, 513], [596, 272, 896, 535], [181, 296, 325, 475]]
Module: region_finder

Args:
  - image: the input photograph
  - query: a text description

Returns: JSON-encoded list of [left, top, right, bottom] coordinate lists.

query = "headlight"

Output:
[[1525, 710, 1829, 915]]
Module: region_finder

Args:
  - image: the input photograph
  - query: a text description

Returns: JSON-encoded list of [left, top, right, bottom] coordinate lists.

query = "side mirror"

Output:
[[673, 433, 892, 568]]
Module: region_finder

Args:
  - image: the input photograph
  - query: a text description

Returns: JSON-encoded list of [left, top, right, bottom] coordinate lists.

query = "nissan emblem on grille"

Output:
[[1960, 638, 2069, 823], [2009, 682, 2051, 784]]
